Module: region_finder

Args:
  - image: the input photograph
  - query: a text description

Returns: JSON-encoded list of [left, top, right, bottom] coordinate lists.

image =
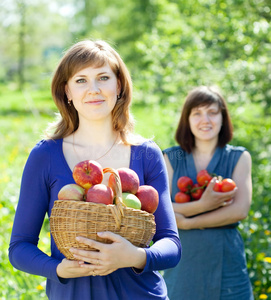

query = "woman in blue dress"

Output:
[[9, 40, 181, 299], [163, 86, 253, 300]]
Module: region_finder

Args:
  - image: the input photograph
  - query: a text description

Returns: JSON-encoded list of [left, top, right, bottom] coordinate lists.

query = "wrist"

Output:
[[132, 248, 147, 270]]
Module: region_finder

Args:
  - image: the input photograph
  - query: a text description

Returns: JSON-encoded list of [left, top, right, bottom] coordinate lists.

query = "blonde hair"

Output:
[[47, 40, 137, 144]]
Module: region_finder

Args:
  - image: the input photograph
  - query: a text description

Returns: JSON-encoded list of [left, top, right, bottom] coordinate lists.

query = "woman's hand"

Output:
[[57, 231, 147, 278], [198, 177, 236, 212]]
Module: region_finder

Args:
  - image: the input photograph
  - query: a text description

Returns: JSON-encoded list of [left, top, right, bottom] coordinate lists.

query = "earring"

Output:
[[117, 94, 121, 100], [68, 99, 72, 106]]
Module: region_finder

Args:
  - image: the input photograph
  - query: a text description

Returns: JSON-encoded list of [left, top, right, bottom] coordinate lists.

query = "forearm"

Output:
[[144, 236, 181, 271], [172, 201, 206, 217], [180, 200, 249, 230], [131, 247, 147, 270], [9, 241, 61, 282]]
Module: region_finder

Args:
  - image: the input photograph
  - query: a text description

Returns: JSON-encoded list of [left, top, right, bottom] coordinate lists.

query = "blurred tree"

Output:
[[17, 0, 26, 90], [0, 0, 72, 89]]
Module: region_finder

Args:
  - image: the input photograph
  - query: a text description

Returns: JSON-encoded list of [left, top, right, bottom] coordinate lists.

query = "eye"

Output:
[[191, 111, 200, 116], [76, 78, 86, 83], [209, 110, 219, 115], [99, 76, 109, 81]]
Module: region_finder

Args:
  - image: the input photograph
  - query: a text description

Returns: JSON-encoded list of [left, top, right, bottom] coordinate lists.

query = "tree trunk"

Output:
[[17, 0, 26, 90]]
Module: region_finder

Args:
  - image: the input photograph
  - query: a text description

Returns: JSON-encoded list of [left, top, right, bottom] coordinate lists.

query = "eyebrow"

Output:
[[74, 71, 111, 77]]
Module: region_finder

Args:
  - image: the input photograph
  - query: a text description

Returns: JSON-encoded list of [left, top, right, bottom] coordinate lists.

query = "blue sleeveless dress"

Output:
[[162, 145, 253, 300]]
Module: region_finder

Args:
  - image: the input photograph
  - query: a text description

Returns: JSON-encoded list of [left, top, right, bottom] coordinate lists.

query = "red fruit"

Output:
[[108, 167, 140, 195], [196, 170, 212, 187], [191, 183, 204, 200], [213, 180, 222, 192], [86, 184, 114, 205], [58, 184, 85, 201], [135, 185, 159, 214], [177, 176, 193, 193], [175, 192, 191, 203], [73, 160, 103, 190], [220, 178, 236, 192]]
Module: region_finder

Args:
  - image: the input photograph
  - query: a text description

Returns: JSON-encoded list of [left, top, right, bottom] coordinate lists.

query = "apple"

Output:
[[73, 160, 103, 190], [108, 168, 139, 195], [58, 183, 85, 201], [122, 192, 141, 209], [86, 184, 114, 205], [135, 185, 159, 214]]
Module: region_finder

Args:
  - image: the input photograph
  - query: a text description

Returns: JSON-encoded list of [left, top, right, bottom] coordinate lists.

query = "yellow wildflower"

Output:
[[36, 285, 44, 290], [263, 257, 271, 263]]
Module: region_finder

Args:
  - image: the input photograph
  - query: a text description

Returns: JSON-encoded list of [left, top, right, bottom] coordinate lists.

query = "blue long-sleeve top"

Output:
[[9, 139, 181, 300]]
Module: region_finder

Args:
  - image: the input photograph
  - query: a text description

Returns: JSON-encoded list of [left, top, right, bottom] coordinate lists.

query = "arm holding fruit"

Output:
[[175, 151, 252, 230], [164, 154, 235, 217]]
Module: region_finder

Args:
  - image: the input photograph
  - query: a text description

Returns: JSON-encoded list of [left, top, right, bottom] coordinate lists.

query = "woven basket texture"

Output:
[[50, 168, 156, 260]]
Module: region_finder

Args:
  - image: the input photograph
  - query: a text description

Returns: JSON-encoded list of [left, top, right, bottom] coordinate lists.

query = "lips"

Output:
[[199, 127, 212, 131], [85, 99, 105, 104]]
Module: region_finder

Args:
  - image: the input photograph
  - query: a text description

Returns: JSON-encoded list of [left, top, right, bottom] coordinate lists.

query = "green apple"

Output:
[[122, 192, 141, 210]]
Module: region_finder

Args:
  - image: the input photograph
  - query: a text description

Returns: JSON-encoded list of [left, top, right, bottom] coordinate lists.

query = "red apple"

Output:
[[135, 185, 159, 214], [73, 160, 103, 190], [58, 183, 85, 201], [108, 167, 139, 195], [86, 184, 114, 205]]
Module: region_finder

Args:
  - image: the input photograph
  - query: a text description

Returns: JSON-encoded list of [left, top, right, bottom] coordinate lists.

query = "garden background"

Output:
[[0, 0, 270, 299]]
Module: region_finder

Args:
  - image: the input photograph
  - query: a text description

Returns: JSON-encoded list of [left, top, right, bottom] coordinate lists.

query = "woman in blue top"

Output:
[[9, 40, 181, 300], [163, 86, 253, 300]]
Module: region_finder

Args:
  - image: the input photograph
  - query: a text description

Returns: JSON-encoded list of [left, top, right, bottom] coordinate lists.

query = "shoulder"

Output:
[[28, 139, 61, 160], [162, 145, 182, 155], [132, 139, 162, 159], [31, 138, 59, 152], [224, 144, 247, 154], [162, 145, 187, 166], [224, 144, 250, 161]]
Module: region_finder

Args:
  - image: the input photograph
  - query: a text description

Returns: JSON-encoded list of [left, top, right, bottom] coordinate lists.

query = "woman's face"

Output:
[[188, 103, 223, 143], [65, 62, 121, 123]]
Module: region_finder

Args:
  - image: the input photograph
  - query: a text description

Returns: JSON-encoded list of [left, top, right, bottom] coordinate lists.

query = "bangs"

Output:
[[67, 46, 119, 79], [187, 89, 223, 112]]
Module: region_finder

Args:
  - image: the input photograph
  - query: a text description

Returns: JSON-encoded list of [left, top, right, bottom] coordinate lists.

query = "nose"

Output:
[[87, 80, 100, 94], [201, 112, 210, 122]]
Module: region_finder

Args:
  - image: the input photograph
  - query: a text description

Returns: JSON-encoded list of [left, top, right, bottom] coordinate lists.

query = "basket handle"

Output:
[[103, 168, 124, 229]]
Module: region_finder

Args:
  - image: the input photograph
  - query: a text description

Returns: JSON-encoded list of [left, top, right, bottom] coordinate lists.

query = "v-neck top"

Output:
[[9, 138, 181, 300]]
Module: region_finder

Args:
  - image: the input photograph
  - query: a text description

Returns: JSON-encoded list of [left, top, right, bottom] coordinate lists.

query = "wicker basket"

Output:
[[50, 168, 156, 260]]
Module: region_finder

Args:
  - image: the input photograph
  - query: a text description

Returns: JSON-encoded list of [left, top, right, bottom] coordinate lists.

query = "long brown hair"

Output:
[[48, 40, 135, 144], [175, 86, 233, 153]]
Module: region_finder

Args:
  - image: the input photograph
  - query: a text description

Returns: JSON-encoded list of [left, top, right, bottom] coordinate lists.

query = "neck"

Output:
[[193, 138, 218, 156], [192, 139, 218, 171], [75, 117, 117, 146]]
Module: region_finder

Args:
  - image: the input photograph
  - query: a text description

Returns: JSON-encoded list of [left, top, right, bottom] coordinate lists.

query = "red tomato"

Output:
[[175, 192, 191, 203], [191, 183, 204, 200], [196, 170, 213, 187], [177, 176, 193, 193], [221, 178, 236, 192], [213, 180, 222, 192]]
